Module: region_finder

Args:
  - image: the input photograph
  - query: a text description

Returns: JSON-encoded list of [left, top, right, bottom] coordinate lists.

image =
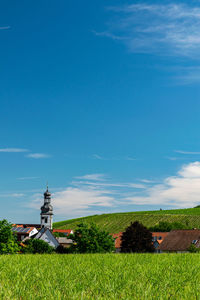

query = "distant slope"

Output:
[[53, 207, 200, 233]]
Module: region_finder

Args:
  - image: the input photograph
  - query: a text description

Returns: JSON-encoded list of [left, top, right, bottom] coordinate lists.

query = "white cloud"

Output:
[[127, 161, 200, 208], [75, 174, 107, 181], [28, 163, 200, 218], [165, 156, 188, 161], [0, 193, 24, 198], [26, 153, 51, 159], [125, 156, 137, 161], [174, 66, 200, 84], [0, 148, 28, 153], [140, 179, 156, 183], [92, 154, 104, 160], [28, 173, 148, 217], [73, 180, 146, 189], [92, 154, 136, 161], [0, 26, 10, 30], [175, 150, 200, 155], [128, 183, 146, 189], [17, 177, 39, 180], [30, 186, 115, 218], [103, 3, 200, 57]]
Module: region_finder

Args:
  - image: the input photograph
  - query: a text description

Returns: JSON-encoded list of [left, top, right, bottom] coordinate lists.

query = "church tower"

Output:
[[40, 186, 53, 229]]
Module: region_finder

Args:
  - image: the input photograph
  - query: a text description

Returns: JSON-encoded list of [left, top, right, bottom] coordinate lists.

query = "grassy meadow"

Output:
[[1, 253, 200, 299], [54, 207, 200, 232]]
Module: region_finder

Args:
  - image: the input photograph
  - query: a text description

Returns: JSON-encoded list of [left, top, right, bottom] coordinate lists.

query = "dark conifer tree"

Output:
[[121, 221, 154, 253]]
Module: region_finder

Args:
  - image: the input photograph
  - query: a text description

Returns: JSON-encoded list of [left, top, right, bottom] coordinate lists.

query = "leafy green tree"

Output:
[[53, 232, 66, 238], [149, 221, 186, 232], [70, 223, 115, 253], [121, 221, 154, 253], [188, 244, 200, 253], [22, 239, 54, 254], [0, 219, 19, 254]]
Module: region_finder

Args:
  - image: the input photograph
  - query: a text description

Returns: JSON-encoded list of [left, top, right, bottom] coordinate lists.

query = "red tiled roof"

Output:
[[152, 232, 169, 244], [14, 224, 41, 228], [53, 229, 73, 235]]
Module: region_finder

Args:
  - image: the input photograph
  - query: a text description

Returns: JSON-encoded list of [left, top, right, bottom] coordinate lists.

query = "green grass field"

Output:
[[53, 207, 200, 232], [1, 253, 200, 299]]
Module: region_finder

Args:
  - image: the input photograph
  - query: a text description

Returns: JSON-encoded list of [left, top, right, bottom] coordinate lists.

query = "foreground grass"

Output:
[[54, 207, 200, 232], [1, 254, 200, 299]]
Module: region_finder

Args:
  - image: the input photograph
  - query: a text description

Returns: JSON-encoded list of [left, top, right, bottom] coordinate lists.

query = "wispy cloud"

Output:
[[26, 161, 200, 218], [0, 148, 28, 153], [73, 180, 146, 189], [30, 186, 115, 218], [0, 193, 24, 198], [126, 161, 200, 208], [165, 156, 186, 161], [17, 177, 39, 180], [92, 154, 136, 161], [174, 66, 200, 85], [26, 153, 51, 159], [92, 30, 126, 41], [0, 147, 52, 159], [29, 173, 148, 218], [92, 154, 104, 160], [125, 156, 137, 161], [175, 150, 200, 155], [103, 3, 200, 58], [140, 179, 156, 184], [75, 174, 107, 181], [0, 26, 10, 30]]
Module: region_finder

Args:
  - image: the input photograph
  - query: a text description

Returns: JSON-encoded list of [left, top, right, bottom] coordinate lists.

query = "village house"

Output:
[[56, 237, 73, 248], [34, 227, 60, 248], [12, 225, 38, 241], [158, 229, 200, 253], [112, 232, 123, 253], [152, 232, 169, 250], [112, 232, 168, 252], [13, 187, 73, 249]]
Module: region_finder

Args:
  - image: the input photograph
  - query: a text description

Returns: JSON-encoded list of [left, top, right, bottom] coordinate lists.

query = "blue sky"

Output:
[[2, 0, 200, 223]]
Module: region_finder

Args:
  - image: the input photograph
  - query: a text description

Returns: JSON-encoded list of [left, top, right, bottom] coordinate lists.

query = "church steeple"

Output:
[[40, 185, 53, 229]]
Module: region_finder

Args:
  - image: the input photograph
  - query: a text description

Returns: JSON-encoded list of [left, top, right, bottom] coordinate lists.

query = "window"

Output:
[[45, 218, 48, 223], [192, 240, 198, 244], [158, 236, 162, 240]]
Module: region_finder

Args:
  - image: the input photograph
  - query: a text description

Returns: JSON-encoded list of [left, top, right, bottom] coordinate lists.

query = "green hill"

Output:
[[53, 207, 200, 233]]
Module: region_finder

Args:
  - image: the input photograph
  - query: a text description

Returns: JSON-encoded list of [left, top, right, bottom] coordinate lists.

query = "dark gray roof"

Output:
[[56, 237, 73, 244], [12, 227, 32, 233]]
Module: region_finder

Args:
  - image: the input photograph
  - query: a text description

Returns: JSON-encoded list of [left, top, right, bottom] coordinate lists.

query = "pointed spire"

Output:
[[46, 181, 48, 192]]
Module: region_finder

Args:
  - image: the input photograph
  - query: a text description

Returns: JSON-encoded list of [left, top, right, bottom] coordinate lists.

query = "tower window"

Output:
[[45, 218, 48, 223]]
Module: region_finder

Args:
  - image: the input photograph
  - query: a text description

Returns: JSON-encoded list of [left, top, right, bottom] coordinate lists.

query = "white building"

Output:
[[40, 186, 53, 230]]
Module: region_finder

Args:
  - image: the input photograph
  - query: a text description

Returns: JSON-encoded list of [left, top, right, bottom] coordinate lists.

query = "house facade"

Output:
[[12, 225, 38, 241], [158, 229, 200, 253], [112, 231, 168, 252], [35, 227, 60, 248]]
